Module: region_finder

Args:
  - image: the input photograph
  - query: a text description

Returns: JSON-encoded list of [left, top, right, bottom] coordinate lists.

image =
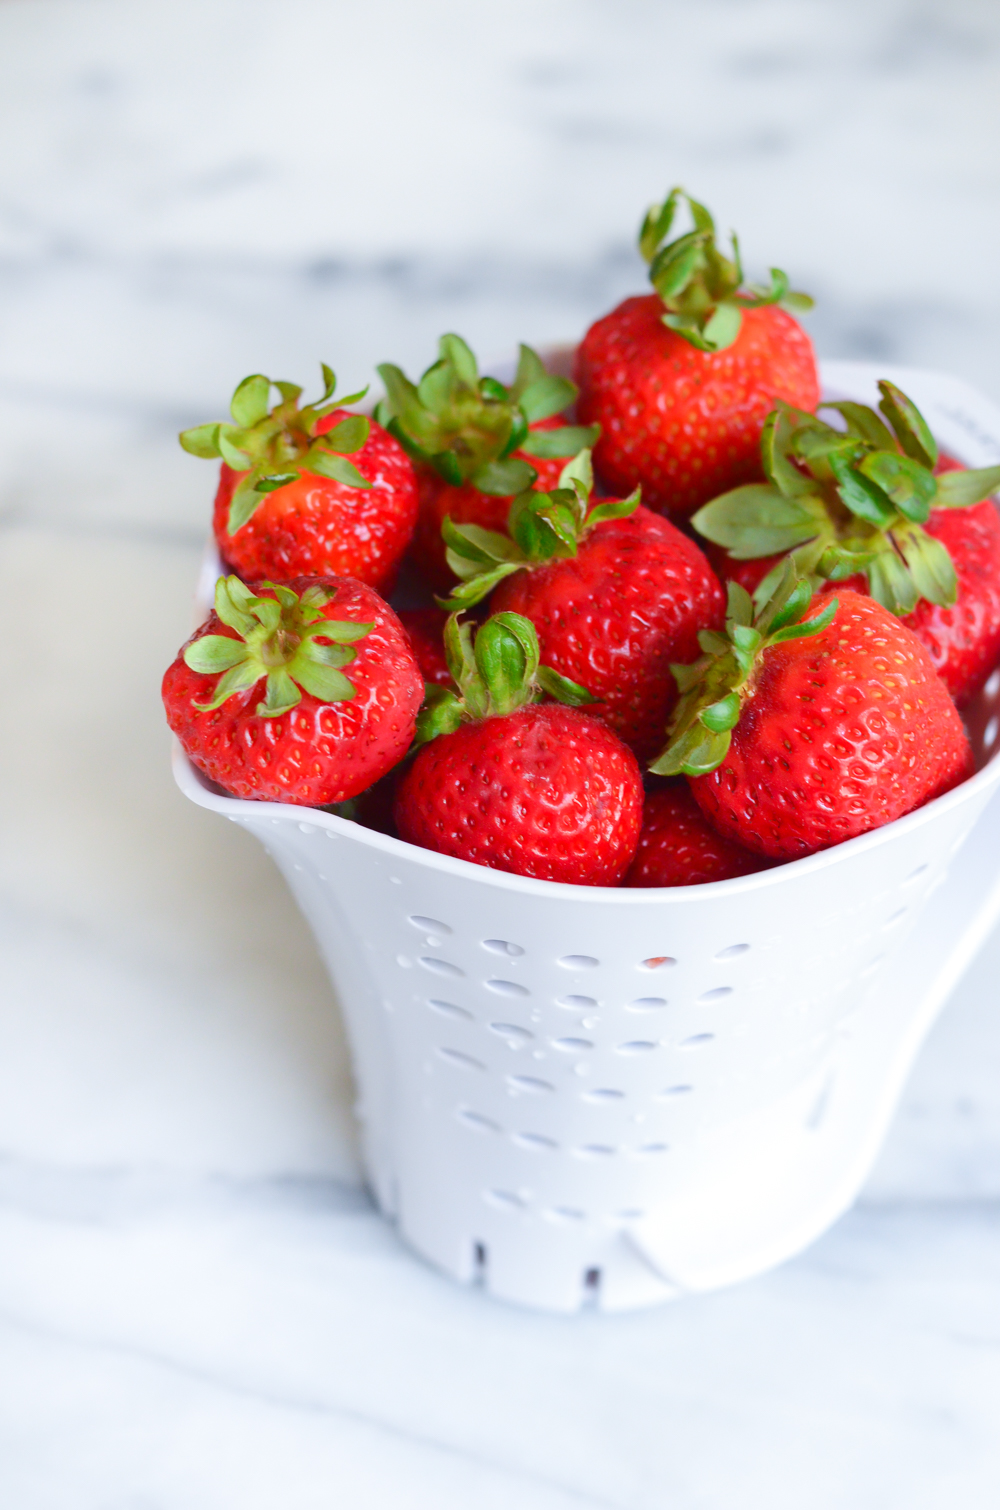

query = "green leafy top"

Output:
[[691, 381, 1000, 617], [435, 449, 640, 611], [638, 187, 813, 353], [180, 366, 373, 537], [414, 611, 595, 746], [650, 566, 839, 778], [183, 575, 372, 718], [375, 335, 599, 497]]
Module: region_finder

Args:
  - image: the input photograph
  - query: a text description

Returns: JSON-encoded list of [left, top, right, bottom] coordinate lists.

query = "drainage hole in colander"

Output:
[[628, 997, 667, 1011], [552, 1037, 593, 1052], [714, 943, 750, 960], [616, 1208, 645, 1221], [904, 862, 929, 884], [635, 1142, 669, 1155], [639, 956, 677, 970], [428, 1000, 473, 1021], [485, 979, 530, 997], [419, 957, 465, 977], [616, 1040, 658, 1054], [883, 907, 908, 929], [512, 1131, 558, 1151], [482, 938, 526, 957], [575, 1143, 617, 1158], [457, 1108, 500, 1133], [582, 1087, 625, 1102], [657, 1084, 693, 1097], [437, 1048, 486, 1071], [408, 914, 453, 935], [489, 1022, 533, 1046], [507, 1074, 555, 1094], [558, 954, 600, 969], [678, 1034, 714, 1050], [544, 1206, 586, 1223], [485, 1189, 526, 1210], [698, 986, 733, 1003], [582, 1269, 602, 1303], [556, 994, 598, 1010]]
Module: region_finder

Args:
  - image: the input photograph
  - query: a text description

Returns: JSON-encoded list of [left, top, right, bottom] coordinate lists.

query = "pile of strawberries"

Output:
[[163, 189, 1000, 889]]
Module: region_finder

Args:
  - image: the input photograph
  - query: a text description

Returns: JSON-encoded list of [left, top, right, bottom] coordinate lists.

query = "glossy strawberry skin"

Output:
[[407, 416, 570, 593], [397, 608, 453, 688], [394, 704, 643, 886], [213, 412, 418, 592], [490, 507, 725, 762], [690, 590, 972, 860], [625, 783, 771, 887], [163, 577, 423, 806], [575, 297, 819, 518]]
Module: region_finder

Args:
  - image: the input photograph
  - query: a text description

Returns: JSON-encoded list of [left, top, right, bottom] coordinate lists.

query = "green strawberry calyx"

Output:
[[691, 381, 1000, 617], [436, 449, 640, 611], [184, 575, 373, 718], [414, 611, 595, 746], [375, 335, 599, 496], [639, 187, 813, 353], [179, 366, 373, 537], [649, 566, 838, 778]]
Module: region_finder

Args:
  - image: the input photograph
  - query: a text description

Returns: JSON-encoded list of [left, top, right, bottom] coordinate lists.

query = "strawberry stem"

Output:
[[638, 188, 813, 353], [183, 576, 373, 718], [413, 612, 595, 746], [179, 366, 373, 536], [375, 336, 598, 493], [649, 565, 838, 778], [436, 449, 640, 612], [692, 382, 1000, 617]]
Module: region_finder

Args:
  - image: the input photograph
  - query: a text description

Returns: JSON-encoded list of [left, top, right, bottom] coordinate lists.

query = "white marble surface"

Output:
[[3, 0, 1000, 1504]]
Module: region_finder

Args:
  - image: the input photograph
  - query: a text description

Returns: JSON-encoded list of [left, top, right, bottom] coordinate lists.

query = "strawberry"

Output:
[[651, 572, 971, 859], [375, 336, 598, 591], [624, 782, 771, 887], [180, 367, 418, 593], [439, 451, 725, 761], [692, 384, 1000, 705], [395, 613, 643, 885], [574, 188, 819, 518], [397, 608, 453, 688], [163, 575, 423, 806]]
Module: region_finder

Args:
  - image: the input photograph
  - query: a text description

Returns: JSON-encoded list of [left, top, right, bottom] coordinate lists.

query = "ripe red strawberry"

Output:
[[163, 575, 423, 806], [652, 574, 971, 859], [397, 608, 453, 688], [181, 368, 418, 593], [440, 452, 724, 761], [376, 336, 598, 591], [693, 386, 1000, 705], [395, 613, 643, 885], [575, 189, 818, 519], [624, 783, 771, 886]]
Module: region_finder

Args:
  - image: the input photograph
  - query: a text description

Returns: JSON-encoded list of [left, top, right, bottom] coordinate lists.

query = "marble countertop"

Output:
[[3, 0, 1000, 1504]]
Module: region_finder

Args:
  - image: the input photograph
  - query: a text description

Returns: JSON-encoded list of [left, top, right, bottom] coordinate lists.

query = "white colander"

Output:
[[174, 359, 1000, 1312]]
